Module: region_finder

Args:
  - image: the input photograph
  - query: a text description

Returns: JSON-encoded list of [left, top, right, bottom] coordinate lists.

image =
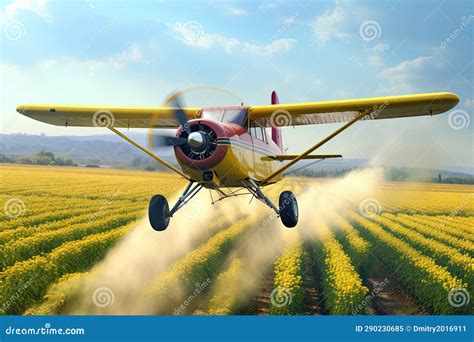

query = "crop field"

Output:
[[0, 164, 472, 316]]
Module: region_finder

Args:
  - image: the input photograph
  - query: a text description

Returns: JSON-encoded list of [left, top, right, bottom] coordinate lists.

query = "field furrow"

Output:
[[351, 212, 468, 314]]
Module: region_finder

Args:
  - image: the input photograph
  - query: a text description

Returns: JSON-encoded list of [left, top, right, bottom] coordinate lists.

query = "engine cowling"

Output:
[[174, 119, 229, 170]]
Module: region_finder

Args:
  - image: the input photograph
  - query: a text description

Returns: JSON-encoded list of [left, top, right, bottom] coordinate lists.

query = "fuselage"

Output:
[[174, 108, 284, 187]]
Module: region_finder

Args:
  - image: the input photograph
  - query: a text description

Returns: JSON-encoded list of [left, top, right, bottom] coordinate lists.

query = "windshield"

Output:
[[201, 108, 247, 126]]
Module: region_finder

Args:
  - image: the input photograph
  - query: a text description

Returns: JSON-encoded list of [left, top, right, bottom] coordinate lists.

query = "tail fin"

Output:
[[271, 91, 283, 150]]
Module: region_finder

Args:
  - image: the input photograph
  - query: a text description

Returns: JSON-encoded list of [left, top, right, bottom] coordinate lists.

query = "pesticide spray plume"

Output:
[[295, 167, 384, 240], [190, 168, 385, 313], [67, 186, 257, 315], [65, 167, 383, 315]]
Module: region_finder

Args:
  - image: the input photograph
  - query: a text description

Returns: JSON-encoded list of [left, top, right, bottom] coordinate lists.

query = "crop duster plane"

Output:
[[17, 91, 459, 231]]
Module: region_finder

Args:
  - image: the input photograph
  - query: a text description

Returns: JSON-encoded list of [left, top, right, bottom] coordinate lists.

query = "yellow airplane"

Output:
[[17, 91, 459, 230]]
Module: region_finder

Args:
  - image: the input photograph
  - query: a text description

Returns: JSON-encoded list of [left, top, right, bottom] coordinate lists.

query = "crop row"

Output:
[[269, 240, 304, 315], [386, 213, 474, 255], [207, 259, 244, 315], [1, 211, 142, 270], [351, 212, 467, 314], [372, 215, 473, 286], [0, 201, 146, 245], [0, 225, 131, 315], [142, 215, 257, 314], [24, 272, 89, 315], [314, 222, 369, 315], [330, 214, 371, 273], [406, 215, 474, 240]]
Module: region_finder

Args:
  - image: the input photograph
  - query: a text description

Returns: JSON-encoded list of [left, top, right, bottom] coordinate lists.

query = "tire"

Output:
[[148, 195, 170, 231], [279, 191, 298, 228]]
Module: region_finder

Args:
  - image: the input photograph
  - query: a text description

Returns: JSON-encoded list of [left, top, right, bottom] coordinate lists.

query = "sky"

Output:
[[1, 0, 473, 169]]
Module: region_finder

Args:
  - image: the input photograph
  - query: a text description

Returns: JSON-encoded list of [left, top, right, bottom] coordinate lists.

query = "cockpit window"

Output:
[[201, 109, 224, 122], [221, 109, 247, 125], [201, 109, 247, 126]]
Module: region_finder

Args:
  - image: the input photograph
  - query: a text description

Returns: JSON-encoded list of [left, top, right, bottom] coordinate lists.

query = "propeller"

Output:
[[150, 93, 191, 149], [149, 91, 218, 160]]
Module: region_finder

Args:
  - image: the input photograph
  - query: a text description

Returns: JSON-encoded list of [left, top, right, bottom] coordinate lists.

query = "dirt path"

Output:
[[302, 247, 324, 315], [364, 255, 428, 315], [237, 270, 274, 315]]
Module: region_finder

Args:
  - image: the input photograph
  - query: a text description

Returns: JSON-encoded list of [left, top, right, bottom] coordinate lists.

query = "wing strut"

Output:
[[261, 109, 372, 184], [108, 126, 190, 180]]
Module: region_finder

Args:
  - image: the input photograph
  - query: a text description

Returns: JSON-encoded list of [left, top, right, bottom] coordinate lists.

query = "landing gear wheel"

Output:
[[279, 191, 298, 228], [148, 195, 170, 231]]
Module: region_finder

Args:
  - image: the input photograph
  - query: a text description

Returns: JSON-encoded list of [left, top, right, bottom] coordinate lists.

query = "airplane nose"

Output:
[[188, 131, 206, 149]]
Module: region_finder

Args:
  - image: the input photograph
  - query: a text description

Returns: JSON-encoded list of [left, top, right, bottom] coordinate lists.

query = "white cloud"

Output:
[[313, 78, 323, 88], [370, 43, 389, 53], [172, 21, 296, 56], [17, 43, 147, 75], [259, 2, 280, 10], [2, 0, 49, 19], [80, 43, 146, 72], [377, 56, 432, 93], [367, 55, 384, 67], [311, 3, 351, 43], [37, 59, 58, 70], [463, 98, 473, 110], [367, 43, 389, 67], [216, 4, 248, 16]]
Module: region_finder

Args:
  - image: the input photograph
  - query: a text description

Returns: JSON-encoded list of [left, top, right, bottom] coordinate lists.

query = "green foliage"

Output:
[[208, 259, 243, 315], [24, 273, 88, 315], [314, 224, 369, 315], [0, 226, 130, 315], [351, 212, 468, 314], [144, 217, 255, 314], [0, 151, 77, 166], [269, 241, 304, 315]]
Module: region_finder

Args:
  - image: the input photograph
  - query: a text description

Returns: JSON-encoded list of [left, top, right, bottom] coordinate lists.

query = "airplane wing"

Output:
[[248, 92, 459, 127], [16, 104, 202, 128]]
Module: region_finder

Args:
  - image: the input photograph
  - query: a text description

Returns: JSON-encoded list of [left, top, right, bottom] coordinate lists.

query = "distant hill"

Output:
[[0, 133, 174, 168], [1, 133, 473, 184]]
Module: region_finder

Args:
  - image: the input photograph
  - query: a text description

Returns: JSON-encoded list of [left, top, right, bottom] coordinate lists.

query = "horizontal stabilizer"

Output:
[[263, 154, 342, 161]]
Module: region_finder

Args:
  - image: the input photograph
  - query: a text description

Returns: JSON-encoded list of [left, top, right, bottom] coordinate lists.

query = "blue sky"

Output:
[[1, 0, 472, 169]]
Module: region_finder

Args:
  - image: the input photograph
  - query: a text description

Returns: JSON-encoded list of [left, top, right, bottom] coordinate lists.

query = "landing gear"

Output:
[[148, 181, 203, 231], [149, 178, 299, 231], [148, 195, 170, 231], [279, 191, 298, 228], [241, 179, 299, 228]]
